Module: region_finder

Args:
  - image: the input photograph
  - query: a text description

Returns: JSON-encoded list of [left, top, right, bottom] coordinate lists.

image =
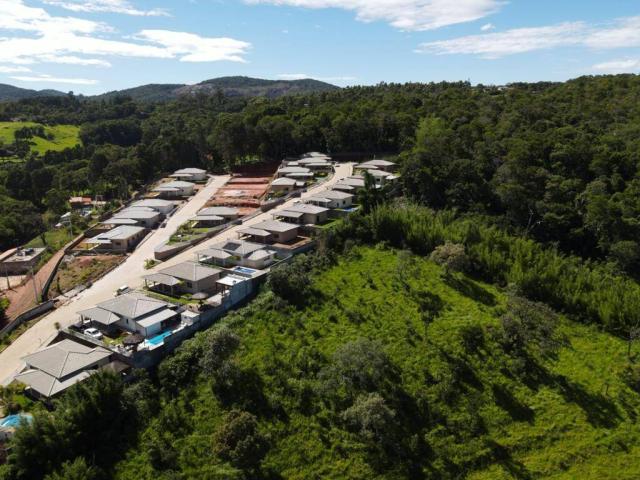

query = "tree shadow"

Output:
[[445, 275, 497, 306], [488, 440, 534, 480], [491, 384, 534, 423]]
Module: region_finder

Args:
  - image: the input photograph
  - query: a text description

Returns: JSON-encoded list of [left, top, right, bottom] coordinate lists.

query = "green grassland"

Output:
[[114, 247, 640, 479], [0, 121, 80, 155]]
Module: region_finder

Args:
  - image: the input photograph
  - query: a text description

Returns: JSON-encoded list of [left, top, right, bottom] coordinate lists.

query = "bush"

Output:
[[212, 410, 269, 471], [429, 241, 469, 274]]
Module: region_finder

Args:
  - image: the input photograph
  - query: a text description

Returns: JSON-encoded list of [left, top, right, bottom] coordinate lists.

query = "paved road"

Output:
[[0, 164, 352, 384], [0, 175, 229, 384]]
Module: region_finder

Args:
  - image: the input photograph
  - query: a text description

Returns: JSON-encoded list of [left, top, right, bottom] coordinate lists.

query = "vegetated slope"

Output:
[[0, 84, 65, 102], [113, 247, 640, 479], [0, 121, 81, 154], [94, 76, 339, 102]]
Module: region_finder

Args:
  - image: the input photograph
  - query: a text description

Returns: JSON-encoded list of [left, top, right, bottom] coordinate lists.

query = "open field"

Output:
[[48, 255, 124, 298], [0, 121, 80, 156]]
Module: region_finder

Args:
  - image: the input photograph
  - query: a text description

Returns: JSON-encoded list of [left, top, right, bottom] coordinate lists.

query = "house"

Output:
[[197, 240, 277, 269], [305, 190, 354, 209], [297, 157, 332, 172], [170, 168, 208, 182], [333, 176, 366, 191], [301, 152, 331, 160], [190, 206, 239, 227], [276, 166, 312, 179], [14, 339, 113, 399], [144, 261, 222, 296], [78, 292, 178, 337], [130, 199, 175, 215], [111, 207, 161, 228], [69, 197, 92, 209], [0, 247, 46, 275], [276, 203, 329, 225], [362, 168, 396, 186], [153, 181, 195, 198], [82, 226, 146, 253], [270, 177, 298, 193], [239, 220, 299, 244], [354, 159, 397, 172]]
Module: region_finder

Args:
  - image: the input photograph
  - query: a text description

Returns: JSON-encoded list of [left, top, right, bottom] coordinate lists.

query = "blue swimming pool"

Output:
[[147, 330, 172, 346], [0, 413, 33, 428], [233, 266, 258, 275]]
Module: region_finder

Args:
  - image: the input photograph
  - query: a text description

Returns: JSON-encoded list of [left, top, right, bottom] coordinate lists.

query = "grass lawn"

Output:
[[0, 121, 80, 155]]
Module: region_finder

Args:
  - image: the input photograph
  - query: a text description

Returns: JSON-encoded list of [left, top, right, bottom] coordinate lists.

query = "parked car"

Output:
[[84, 328, 103, 340], [115, 285, 130, 296]]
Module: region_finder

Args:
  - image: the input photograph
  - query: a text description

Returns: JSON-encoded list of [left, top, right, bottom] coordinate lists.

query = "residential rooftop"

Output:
[[159, 261, 222, 282]]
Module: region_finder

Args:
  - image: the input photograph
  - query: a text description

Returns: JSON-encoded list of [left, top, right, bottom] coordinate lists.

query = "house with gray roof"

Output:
[[111, 207, 161, 228], [275, 203, 329, 225], [305, 189, 354, 209], [78, 292, 178, 337], [14, 339, 113, 399], [130, 199, 175, 215], [276, 166, 312, 179], [144, 261, 222, 295], [240, 220, 299, 243], [153, 180, 195, 198], [82, 226, 146, 253], [197, 240, 277, 269], [170, 167, 208, 182], [354, 159, 397, 172], [190, 206, 240, 227]]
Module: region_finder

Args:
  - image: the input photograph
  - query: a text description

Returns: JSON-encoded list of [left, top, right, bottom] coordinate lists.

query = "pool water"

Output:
[[233, 266, 257, 275], [147, 330, 172, 345], [0, 413, 33, 428]]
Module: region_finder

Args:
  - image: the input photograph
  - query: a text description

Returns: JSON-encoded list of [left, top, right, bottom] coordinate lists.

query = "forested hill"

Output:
[[0, 84, 65, 102], [93, 76, 339, 102]]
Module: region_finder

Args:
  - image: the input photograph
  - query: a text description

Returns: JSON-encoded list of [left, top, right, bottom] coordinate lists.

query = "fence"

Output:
[[0, 300, 55, 339]]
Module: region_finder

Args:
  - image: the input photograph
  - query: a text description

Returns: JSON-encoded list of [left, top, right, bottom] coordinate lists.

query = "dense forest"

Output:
[[2, 75, 640, 279]]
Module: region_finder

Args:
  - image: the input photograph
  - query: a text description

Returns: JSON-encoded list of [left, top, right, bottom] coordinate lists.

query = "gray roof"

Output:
[[361, 159, 395, 167], [238, 227, 272, 237], [190, 214, 224, 222], [274, 210, 305, 219], [198, 207, 239, 217], [317, 190, 353, 200], [247, 249, 276, 261], [252, 220, 299, 233], [15, 368, 97, 398], [143, 273, 182, 287], [130, 199, 174, 209], [100, 217, 139, 226], [87, 226, 145, 243], [297, 158, 330, 165], [271, 177, 297, 186], [114, 209, 160, 220], [159, 261, 222, 282], [95, 292, 171, 320], [284, 203, 329, 214], [207, 240, 267, 257], [156, 180, 195, 189], [173, 168, 206, 174], [278, 166, 311, 174], [365, 169, 393, 178], [137, 308, 177, 329], [285, 172, 314, 178], [21, 339, 111, 379], [77, 306, 121, 325]]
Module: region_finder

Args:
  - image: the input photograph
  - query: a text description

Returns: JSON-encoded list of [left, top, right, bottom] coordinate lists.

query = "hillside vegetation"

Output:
[[0, 84, 64, 102], [0, 121, 80, 156], [113, 247, 639, 479]]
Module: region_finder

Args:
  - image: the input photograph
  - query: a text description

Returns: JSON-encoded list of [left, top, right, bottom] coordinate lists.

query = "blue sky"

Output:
[[1, 0, 640, 94]]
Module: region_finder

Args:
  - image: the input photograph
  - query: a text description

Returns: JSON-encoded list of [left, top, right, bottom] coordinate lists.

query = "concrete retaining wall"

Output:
[[0, 300, 55, 339]]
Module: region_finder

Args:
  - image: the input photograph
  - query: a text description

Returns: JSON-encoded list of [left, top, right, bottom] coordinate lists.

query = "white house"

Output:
[[170, 168, 208, 182], [197, 240, 277, 270], [112, 207, 161, 228], [82, 226, 146, 253], [305, 190, 354, 209], [129, 199, 175, 215], [239, 220, 299, 243], [144, 261, 223, 295], [154, 181, 195, 198], [270, 177, 298, 193], [276, 203, 329, 225]]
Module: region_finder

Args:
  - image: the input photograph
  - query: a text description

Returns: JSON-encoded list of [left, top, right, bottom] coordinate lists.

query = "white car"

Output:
[[84, 328, 103, 340]]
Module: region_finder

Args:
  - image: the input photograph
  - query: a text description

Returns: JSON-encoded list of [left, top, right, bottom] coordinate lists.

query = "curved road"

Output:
[[0, 163, 353, 384]]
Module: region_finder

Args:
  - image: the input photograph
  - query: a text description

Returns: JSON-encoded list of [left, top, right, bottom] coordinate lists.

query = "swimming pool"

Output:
[[147, 330, 172, 346], [233, 266, 258, 275], [0, 413, 33, 428]]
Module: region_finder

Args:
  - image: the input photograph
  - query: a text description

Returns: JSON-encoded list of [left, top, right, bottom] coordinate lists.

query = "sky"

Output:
[[1, 0, 640, 95]]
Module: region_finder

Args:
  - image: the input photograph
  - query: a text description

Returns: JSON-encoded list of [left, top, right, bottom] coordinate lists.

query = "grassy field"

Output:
[[49, 255, 123, 297], [0, 121, 80, 156], [113, 247, 640, 479]]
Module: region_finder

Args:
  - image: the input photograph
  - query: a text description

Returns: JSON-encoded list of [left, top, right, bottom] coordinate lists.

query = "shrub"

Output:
[[212, 410, 269, 471]]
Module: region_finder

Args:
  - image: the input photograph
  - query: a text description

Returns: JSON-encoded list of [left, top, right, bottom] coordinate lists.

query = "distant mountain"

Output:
[[0, 83, 66, 101], [94, 76, 339, 102]]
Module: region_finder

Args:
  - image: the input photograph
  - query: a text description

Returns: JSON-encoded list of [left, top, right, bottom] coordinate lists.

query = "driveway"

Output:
[[0, 164, 352, 384]]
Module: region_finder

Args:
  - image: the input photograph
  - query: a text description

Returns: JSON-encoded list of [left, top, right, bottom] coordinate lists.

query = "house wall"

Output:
[[302, 211, 328, 224], [182, 274, 220, 294], [244, 253, 276, 269], [272, 228, 298, 243]]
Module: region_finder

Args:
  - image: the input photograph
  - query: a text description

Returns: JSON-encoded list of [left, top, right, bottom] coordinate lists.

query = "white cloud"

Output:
[[416, 16, 640, 59], [592, 59, 640, 73], [10, 74, 98, 84], [246, 0, 504, 31], [416, 22, 586, 58], [0, 0, 251, 66], [480, 22, 494, 31], [0, 65, 30, 73], [43, 0, 169, 17]]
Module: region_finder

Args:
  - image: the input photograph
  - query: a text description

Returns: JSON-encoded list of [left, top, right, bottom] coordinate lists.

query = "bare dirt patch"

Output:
[[49, 255, 124, 297]]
